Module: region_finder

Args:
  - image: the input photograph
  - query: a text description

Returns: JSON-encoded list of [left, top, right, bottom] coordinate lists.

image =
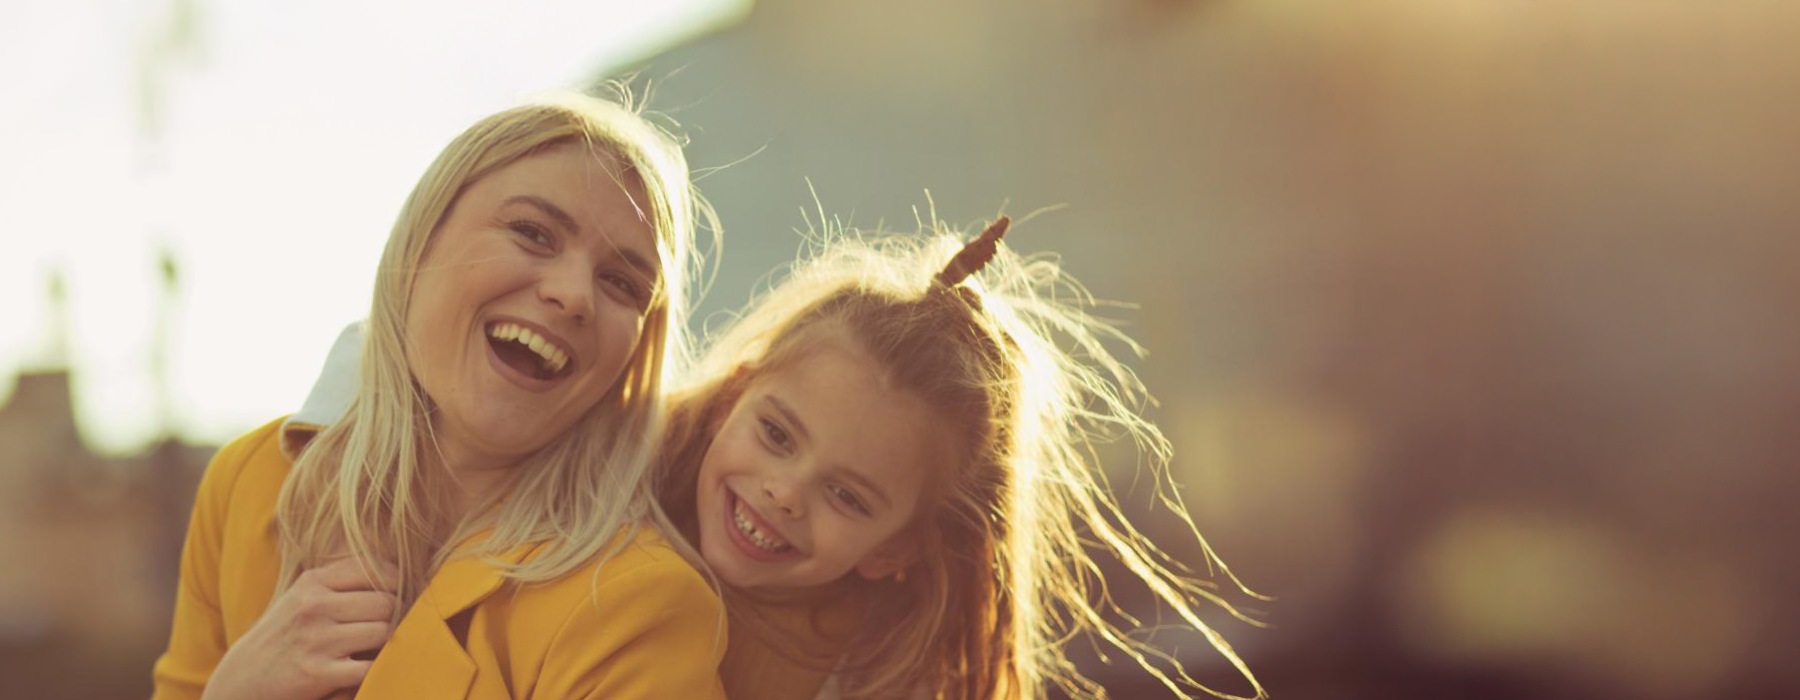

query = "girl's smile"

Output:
[[722, 487, 802, 561], [694, 335, 950, 589]]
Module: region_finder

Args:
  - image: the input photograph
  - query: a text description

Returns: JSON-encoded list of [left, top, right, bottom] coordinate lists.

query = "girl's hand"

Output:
[[202, 558, 400, 700]]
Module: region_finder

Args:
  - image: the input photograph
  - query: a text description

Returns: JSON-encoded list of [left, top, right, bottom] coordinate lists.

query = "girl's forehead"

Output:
[[760, 331, 901, 400]]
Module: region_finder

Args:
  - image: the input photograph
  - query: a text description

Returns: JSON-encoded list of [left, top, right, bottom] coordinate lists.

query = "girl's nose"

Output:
[[763, 482, 803, 519]]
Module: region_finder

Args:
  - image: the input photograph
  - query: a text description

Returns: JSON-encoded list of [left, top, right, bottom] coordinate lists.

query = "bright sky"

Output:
[[0, 0, 749, 455]]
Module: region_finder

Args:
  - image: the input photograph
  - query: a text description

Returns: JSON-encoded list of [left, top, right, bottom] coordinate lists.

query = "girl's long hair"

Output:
[[276, 89, 718, 610], [660, 215, 1265, 699]]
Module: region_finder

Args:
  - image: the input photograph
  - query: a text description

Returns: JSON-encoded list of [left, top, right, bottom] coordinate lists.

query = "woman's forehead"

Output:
[[470, 145, 660, 256]]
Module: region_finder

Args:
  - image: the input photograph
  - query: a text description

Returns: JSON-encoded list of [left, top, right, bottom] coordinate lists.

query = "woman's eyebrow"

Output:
[[611, 246, 659, 282], [506, 194, 660, 283], [504, 195, 578, 233]]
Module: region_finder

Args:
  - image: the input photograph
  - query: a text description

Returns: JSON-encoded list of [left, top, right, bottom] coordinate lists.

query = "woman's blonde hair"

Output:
[[276, 89, 716, 609], [660, 215, 1265, 699]]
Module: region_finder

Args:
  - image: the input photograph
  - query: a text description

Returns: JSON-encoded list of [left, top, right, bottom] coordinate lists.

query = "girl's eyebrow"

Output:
[[764, 394, 893, 510], [831, 467, 893, 511], [763, 395, 812, 443]]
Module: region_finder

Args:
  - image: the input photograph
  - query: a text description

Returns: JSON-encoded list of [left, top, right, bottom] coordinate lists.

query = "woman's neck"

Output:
[[417, 431, 523, 524]]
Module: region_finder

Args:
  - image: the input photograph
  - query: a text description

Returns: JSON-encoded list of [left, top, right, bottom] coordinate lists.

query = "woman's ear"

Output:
[[854, 536, 920, 581]]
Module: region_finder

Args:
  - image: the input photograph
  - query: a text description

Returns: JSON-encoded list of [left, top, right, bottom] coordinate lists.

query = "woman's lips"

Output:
[[484, 331, 564, 392]]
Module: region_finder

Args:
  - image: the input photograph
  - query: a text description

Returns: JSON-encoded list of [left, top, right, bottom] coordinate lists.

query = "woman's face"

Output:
[[694, 335, 952, 590], [405, 142, 661, 471]]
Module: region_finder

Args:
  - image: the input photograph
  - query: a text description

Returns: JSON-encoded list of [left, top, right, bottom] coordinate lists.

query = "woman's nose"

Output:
[[538, 258, 594, 324]]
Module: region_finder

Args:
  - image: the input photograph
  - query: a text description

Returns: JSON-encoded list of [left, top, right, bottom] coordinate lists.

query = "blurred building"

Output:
[[0, 276, 210, 697]]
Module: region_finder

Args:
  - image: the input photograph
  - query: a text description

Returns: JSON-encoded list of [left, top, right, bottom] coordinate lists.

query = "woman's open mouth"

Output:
[[485, 321, 574, 383]]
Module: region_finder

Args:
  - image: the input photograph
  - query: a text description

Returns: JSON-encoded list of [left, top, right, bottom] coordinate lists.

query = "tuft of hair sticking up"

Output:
[[662, 212, 1266, 700], [935, 215, 1010, 286]]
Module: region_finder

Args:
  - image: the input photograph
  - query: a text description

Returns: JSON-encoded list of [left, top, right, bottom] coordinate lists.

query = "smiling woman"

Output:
[[404, 142, 663, 497], [150, 92, 725, 700]]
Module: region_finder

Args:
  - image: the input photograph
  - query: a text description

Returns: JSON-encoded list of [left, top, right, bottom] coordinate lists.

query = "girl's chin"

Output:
[[701, 552, 758, 588]]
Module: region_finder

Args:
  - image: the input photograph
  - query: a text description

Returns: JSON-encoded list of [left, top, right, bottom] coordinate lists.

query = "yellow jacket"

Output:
[[150, 418, 727, 699]]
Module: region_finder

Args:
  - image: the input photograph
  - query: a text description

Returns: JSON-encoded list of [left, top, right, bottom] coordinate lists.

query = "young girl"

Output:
[[658, 216, 1266, 700], [152, 92, 727, 700], [295, 215, 1265, 699]]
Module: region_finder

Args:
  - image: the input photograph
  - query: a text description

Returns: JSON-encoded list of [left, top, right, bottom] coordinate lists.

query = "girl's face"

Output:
[[406, 143, 661, 471], [694, 335, 952, 590]]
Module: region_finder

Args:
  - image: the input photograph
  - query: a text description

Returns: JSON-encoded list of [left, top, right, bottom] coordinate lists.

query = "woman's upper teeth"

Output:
[[489, 322, 568, 372]]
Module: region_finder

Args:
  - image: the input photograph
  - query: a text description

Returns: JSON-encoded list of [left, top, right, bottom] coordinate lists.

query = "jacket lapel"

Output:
[[352, 534, 544, 699]]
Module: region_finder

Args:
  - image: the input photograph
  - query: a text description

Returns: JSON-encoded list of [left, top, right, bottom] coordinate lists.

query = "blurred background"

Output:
[[3, 1, 1797, 698]]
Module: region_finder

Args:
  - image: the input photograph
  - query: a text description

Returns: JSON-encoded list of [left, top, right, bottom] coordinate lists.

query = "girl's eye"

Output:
[[510, 221, 553, 248], [829, 485, 869, 515], [759, 418, 792, 451]]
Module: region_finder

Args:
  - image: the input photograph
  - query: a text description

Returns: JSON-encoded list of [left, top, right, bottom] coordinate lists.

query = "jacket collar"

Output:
[[277, 422, 543, 622], [353, 533, 545, 699], [421, 530, 546, 620]]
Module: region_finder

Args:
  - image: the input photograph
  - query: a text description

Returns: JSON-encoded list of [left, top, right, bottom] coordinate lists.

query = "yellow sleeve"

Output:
[[149, 421, 279, 700], [535, 556, 729, 700]]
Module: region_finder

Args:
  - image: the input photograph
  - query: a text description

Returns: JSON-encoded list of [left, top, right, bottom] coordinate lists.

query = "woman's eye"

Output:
[[830, 485, 869, 515], [510, 221, 553, 247], [759, 418, 792, 450], [599, 272, 645, 304]]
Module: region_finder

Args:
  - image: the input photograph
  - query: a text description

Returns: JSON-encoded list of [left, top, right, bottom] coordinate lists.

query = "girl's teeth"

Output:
[[733, 499, 789, 552]]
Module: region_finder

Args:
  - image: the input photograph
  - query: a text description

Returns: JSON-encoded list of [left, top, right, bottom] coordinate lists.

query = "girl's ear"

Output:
[[854, 536, 920, 581]]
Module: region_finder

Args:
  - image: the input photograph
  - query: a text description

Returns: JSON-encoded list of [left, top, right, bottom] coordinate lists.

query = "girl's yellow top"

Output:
[[150, 417, 728, 700]]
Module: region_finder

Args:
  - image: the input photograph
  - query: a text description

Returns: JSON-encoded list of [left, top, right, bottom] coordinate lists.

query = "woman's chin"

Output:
[[433, 414, 561, 468]]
